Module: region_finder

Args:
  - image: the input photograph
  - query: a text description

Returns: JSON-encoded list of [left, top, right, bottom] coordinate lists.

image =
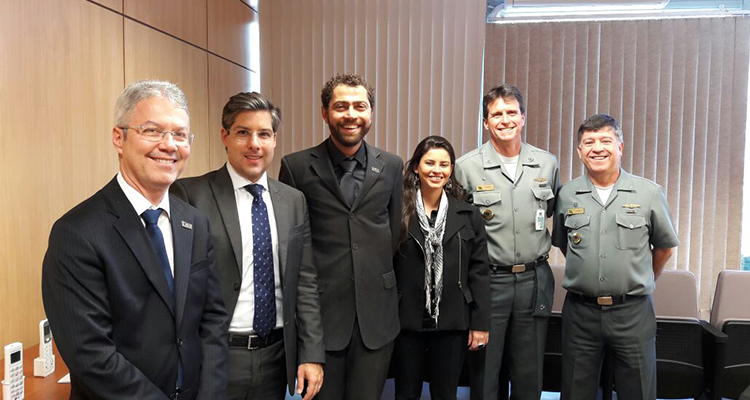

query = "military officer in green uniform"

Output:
[[455, 84, 559, 400], [552, 114, 679, 400]]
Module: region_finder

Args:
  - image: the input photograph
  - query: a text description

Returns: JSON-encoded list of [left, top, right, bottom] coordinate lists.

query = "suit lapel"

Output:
[[105, 179, 175, 317], [210, 166, 243, 274], [353, 143, 384, 209], [268, 179, 288, 282], [310, 142, 350, 206], [170, 198, 194, 327], [442, 198, 465, 243]]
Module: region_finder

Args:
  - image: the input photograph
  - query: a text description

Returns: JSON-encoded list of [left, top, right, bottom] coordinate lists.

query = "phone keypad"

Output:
[[4, 363, 24, 399]]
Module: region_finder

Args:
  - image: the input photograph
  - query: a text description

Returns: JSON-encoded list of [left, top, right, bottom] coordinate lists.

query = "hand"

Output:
[[297, 362, 324, 400], [467, 330, 489, 351]]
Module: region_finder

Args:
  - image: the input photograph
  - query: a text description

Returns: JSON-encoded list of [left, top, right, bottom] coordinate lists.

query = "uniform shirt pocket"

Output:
[[564, 214, 591, 249], [615, 214, 648, 250], [472, 191, 501, 208], [530, 186, 555, 214]]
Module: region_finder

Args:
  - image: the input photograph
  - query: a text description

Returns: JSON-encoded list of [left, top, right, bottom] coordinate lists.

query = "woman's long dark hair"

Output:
[[399, 135, 465, 247]]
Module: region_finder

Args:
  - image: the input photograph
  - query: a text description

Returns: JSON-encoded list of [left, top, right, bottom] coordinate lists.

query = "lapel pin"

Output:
[[371, 166, 380, 174], [181, 221, 193, 230]]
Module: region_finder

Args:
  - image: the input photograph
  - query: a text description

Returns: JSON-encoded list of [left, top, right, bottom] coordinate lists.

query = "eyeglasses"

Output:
[[228, 128, 276, 143], [120, 125, 194, 146]]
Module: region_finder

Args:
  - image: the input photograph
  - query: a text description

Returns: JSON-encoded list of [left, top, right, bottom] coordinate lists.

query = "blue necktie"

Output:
[[245, 184, 276, 338], [141, 209, 182, 389], [141, 209, 174, 294]]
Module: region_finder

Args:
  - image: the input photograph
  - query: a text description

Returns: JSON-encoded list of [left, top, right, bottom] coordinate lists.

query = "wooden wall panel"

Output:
[[207, 55, 257, 171], [124, 19, 210, 178], [0, 0, 124, 349], [123, 0, 207, 48], [208, 0, 258, 71], [90, 0, 122, 12]]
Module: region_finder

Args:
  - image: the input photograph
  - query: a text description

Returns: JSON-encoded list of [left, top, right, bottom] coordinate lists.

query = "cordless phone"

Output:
[[34, 320, 54, 377], [3, 342, 24, 400]]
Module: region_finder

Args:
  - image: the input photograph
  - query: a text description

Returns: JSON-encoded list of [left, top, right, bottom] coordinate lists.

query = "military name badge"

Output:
[[571, 232, 582, 244], [482, 209, 494, 220], [622, 203, 641, 214], [476, 184, 494, 192], [567, 208, 585, 215]]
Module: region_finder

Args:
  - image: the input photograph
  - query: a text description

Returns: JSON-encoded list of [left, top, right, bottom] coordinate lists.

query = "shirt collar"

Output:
[[116, 172, 171, 219], [481, 142, 538, 168], [326, 137, 367, 167], [578, 169, 636, 194], [226, 162, 270, 192]]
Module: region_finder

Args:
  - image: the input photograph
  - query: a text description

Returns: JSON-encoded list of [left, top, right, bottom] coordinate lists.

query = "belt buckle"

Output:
[[247, 334, 261, 350], [597, 296, 613, 306], [511, 264, 526, 273]]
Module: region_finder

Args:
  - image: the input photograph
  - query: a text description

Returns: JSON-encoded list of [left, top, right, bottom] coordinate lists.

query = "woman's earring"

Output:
[[446, 180, 453, 190], [413, 172, 420, 186]]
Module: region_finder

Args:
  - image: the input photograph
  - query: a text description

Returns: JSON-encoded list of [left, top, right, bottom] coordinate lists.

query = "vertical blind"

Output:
[[259, 0, 486, 172], [484, 17, 750, 315]]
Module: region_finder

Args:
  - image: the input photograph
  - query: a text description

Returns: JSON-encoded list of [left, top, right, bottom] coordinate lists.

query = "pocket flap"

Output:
[[459, 228, 476, 241], [472, 191, 501, 207], [531, 186, 555, 201], [463, 289, 474, 304], [382, 270, 397, 289], [615, 214, 647, 229], [564, 214, 591, 229]]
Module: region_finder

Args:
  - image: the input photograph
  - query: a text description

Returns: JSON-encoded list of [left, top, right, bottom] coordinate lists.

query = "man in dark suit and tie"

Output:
[[42, 80, 228, 400], [279, 73, 403, 400], [171, 92, 325, 400]]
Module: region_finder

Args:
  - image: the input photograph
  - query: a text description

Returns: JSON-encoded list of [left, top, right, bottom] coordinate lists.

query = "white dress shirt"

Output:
[[117, 173, 174, 275], [226, 163, 283, 334]]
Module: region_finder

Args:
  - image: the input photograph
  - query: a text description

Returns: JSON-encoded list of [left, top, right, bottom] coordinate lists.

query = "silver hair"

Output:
[[114, 80, 189, 127]]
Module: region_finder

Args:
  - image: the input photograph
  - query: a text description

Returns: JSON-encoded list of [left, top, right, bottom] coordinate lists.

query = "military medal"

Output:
[[567, 208, 585, 215], [571, 232, 582, 244], [482, 209, 494, 220], [477, 184, 494, 192]]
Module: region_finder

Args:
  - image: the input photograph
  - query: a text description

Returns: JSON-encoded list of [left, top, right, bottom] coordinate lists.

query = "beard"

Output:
[[327, 120, 372, 148]]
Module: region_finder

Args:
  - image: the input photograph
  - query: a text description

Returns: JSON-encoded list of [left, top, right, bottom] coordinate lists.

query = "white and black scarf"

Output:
[[415, 189, 449, 323]]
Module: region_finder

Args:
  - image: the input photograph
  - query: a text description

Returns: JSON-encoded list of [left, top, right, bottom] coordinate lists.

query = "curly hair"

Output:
[[320, 73, 375, 110]]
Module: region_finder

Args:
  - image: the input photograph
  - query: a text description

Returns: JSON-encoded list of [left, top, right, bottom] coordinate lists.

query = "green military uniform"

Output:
[[455, 141, 559, 400], [552, 169, 679, 400]]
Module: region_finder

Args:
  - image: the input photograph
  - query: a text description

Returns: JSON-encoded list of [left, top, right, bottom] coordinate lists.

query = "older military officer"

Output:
[[455, 84, 559, 400], [552, 114, 679, 400]]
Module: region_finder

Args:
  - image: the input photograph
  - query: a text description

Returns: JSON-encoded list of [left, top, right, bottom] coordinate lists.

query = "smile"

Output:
[[151, 157, 177, 164]]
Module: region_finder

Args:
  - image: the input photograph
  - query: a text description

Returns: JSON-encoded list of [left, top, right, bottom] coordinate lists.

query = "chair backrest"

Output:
[[652, 269, 699, 320], [710, 269, 750, 329], [551, 265, 567, 314]]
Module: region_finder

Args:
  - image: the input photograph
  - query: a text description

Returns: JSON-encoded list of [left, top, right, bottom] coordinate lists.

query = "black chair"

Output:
[[710, 270, 750, 399]]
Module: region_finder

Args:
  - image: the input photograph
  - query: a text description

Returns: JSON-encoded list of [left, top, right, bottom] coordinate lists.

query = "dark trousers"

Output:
[[316, 317, 394, 400], [394, 329, 468, 400], [561, 293, 657, 400], [468, 269, 547, 400], [227, 337, 287, 400]]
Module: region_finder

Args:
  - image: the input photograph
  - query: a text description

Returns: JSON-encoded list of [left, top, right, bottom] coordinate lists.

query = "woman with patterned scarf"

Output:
[[392, 135, 491, 400]]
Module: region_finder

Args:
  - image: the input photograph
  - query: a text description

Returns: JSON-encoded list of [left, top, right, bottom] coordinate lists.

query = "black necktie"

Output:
[[340, 159, 358, 207], [245, 184, 276, 337]]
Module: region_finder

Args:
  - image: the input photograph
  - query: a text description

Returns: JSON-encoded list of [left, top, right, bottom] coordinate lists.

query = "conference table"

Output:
[[0, 342, 70, 399]]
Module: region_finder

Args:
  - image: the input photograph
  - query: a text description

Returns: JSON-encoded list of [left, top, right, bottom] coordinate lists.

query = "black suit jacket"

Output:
[[394, 196, 490, 332], [279, 139, 403, 351], [171, 166, 325, 393], [42, 177, 228, 400]]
